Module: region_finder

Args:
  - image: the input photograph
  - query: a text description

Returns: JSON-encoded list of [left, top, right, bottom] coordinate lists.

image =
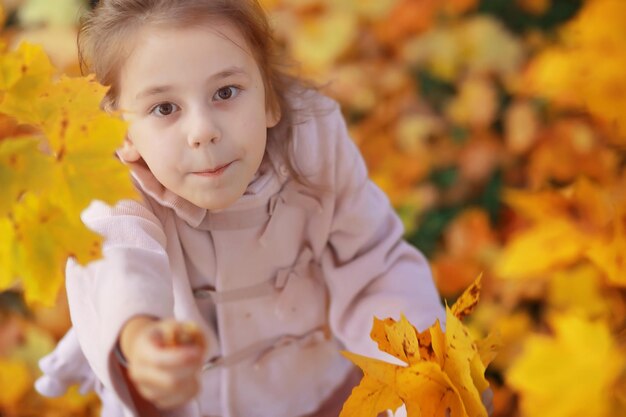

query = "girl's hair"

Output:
[[78, 0, 318, 184]]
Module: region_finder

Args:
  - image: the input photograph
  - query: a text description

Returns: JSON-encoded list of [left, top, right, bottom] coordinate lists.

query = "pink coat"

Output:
[[37, 93, 444, 417]]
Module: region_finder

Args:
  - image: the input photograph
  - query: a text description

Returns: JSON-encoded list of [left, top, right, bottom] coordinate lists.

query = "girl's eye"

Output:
[[214, 86, 240, 101], [151, 102, 179, 117]]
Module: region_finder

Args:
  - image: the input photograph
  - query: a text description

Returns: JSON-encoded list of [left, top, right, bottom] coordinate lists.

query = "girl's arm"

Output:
[[300, 96, 445, 359], [65, 200, 179, 413]]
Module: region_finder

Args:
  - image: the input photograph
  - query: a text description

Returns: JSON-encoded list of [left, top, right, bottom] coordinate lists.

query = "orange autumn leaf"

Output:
[[516, 0, 551, 15], [527, 119, 619, 188], [433, 210, 497, 296], [373, 0, 438, 45], [433, 256, 484, 297], [445, 209, 499, 260], [443, 0, 478, 15], [373, 0, 477, 46]]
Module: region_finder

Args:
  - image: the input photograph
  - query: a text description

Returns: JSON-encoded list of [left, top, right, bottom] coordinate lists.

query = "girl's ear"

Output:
[[118, 137, 142, 162], [266, 105, 281, 128]]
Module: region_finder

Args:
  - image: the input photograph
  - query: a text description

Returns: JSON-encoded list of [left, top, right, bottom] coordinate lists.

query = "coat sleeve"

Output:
[[314, 100, 445, 362], [65, 198, 175, 413]]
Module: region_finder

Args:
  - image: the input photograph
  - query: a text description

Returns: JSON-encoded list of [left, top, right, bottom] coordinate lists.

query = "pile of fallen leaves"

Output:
[[1, 0, 626, 416]]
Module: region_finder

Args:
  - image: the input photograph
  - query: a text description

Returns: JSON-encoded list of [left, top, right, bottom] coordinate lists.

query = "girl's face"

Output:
[[117, 20, 279, 210]]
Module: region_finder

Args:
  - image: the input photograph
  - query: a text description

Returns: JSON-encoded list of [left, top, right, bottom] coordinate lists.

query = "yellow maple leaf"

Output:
[[443, 310, 489, 416], [0, 42, 136, 306], [0, 42, 55, 124], [340, 352, 403, 417], [0, 216, 16, 289], [507, 314, 624, 417], [47, 114, 135, 214], [1, 70, 136, 217], [398, 361, 466, 417], [547, 263, 610, 318], [0, 358, 32, 407], [11, 193, 103, 306], [494, 219, 587, 279], [475, 330, 501, 369], [289, 10, 357, 74], [37, 75, 112, 152], [524, 49, 580, 108], [0, 137, 54, 216], [370, 315, 422, 365]]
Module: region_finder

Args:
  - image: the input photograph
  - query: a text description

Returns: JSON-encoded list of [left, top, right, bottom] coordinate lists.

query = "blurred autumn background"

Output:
[[1, 0, 625, 416]]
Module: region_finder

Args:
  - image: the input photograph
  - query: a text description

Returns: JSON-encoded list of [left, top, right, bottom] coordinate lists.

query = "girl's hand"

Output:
[[119, 317, 206, 410]]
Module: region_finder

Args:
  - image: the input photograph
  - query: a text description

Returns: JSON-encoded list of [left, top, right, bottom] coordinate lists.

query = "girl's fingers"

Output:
[[134, 376, 200, 410], [129, 363, 201, 401], [123, 319, 206, 410], [130, 359, 201, 388], [140, 343, 204, 369], [150, 320, 206, 349]]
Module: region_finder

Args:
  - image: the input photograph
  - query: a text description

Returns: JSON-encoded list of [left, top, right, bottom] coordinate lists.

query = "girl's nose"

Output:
[[187, 108, 221, 148]]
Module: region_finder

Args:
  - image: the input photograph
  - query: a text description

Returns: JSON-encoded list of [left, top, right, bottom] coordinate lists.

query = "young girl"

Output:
[[35, 1, 445, 416]]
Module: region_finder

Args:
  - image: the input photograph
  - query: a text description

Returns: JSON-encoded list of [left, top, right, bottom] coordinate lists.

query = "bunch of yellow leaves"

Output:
[[0, 40, 136, 306], [340, 276, 498, 417]]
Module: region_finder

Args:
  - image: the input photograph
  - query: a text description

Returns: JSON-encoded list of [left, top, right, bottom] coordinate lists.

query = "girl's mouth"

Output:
[[192, 161, 234, 177]]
